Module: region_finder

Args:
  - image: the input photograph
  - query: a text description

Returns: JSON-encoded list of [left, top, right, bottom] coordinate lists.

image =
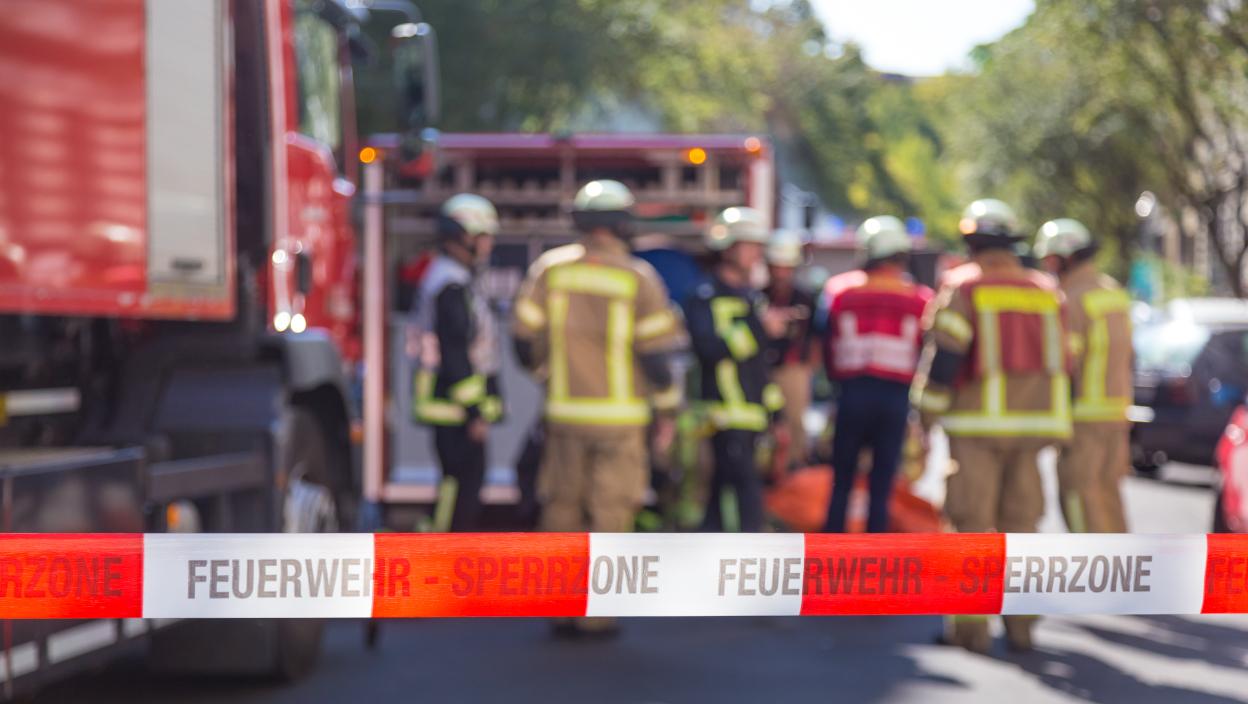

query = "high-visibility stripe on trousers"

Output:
[[1, 533, 1247, 618]]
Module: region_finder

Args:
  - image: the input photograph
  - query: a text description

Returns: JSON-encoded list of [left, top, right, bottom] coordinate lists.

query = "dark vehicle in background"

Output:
[[1132, 298, 1248, 471]]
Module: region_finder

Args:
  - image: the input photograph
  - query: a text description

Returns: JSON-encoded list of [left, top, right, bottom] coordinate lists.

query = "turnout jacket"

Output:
[[684, 275, 784, 431], [410, 255, 502, 425]]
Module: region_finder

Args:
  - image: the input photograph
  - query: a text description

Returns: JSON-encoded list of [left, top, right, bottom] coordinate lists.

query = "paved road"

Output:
[[42, 468, 1248, 704]]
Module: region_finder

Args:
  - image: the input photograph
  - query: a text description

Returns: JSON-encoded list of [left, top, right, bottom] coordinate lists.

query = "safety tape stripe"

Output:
[[0, 534, 1243, 618]]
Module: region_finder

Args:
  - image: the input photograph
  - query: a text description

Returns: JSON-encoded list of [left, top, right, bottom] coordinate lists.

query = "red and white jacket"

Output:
[[821, 269, 933, 384]]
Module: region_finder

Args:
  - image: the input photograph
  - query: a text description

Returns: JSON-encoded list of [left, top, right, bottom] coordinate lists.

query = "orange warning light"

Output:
[[359, 146, 379, 164], [744, 136, 762, 154], [685, 147, 708, 165]]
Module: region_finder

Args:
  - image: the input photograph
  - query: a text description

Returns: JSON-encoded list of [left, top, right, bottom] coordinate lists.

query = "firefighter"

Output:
[[822, 216, 932, 534], [686, 207, 787, 533], [1034, 218, 1132, 533], [764, 229, 817, 467], [911, 199, 1072, 654], [512, 179, 685, 637], [410, 194, 503, 532]]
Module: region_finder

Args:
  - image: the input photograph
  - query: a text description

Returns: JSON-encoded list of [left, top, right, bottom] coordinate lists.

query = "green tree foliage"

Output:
[[944, 0, 1248, 290], [407, 0, 1248, 285], [411, 0, 956, 230]]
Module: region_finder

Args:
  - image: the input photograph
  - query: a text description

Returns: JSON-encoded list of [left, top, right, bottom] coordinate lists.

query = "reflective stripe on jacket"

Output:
[[912, 251, 1072, 440], [822, 269, 933, 384], [410, 255, 503, 427], [685, 278, 784, 432], [1062, 262, 1133, 425], [511, 238, 685, 433]]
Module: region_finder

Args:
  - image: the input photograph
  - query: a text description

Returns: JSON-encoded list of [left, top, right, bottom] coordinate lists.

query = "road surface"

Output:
[[41, 465, 1248, 704]]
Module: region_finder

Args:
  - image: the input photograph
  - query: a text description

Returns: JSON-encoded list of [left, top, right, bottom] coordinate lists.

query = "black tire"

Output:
[[147, 405, 347, 679], [272, 407, 337, 681], [1213, 488, 1231, 534]]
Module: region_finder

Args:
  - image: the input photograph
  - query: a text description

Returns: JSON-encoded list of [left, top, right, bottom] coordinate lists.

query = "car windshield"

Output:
[[1134, 321, 1210, 372]]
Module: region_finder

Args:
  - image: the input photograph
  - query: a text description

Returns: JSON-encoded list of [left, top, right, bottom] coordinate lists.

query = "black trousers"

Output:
[[434, 424, 486, 532], [825, 376, 911, 533], [702, 429, 763, 532]]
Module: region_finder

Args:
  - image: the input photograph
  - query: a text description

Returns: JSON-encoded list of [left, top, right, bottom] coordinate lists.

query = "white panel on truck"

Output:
[[145, 0, 229, 293]]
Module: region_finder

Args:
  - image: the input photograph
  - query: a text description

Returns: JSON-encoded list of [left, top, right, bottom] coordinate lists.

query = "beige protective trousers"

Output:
[[1056, 423, 1129, 534]]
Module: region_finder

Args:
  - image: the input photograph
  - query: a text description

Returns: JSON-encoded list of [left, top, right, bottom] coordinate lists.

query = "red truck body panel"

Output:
[[0, 0, 360, 363], [0, 0, 151, 316], [0, 0, 239, 321]]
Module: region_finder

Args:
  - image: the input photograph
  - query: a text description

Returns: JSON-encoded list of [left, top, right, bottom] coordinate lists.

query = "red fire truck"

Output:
[[0, 0, 435, 692]]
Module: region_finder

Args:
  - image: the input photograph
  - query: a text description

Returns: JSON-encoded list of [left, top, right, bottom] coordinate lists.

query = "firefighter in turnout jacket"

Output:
[[912, 198, 1072, 653], [512, 180, 685, 634], [822, 216, 932, 534], [1035, 218, 1132, 533], [410, 194, 503, 531], [686, 207, 787, 533], [764, 229, 818, 467]]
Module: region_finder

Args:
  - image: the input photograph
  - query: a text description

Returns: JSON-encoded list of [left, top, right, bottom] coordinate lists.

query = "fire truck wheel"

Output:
[[273, 407, 336, 681]]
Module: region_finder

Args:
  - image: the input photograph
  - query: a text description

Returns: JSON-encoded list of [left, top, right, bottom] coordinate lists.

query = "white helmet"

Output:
[[857, 215, 911, 260], [573, 179, 635, 213], [571, 180, 636, 236], [441, 193, 499, 237], [766, 229, 805, 267], [704, 206, 769, 252], [1034, 218, 1093, 258], [959, 198, 1020, 239]]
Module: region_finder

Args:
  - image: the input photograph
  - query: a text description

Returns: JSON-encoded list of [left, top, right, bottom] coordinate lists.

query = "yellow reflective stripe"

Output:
[[763, 383, 785, 412], [978, 309, 1000, 373], [413, 370, 471, 425], [711, 297, 749, 333], [515, 298, 546, 330], [944, 373, 1072, 437], [1082, 288, 1131, 318], [415, 369, 435, 402], [547, 398, 651, 426], [450, 374, 486, 405], [941, 413, 1071, 436], [716, 359, 745, 406], [934, 310, 973, 346], [607, 299, 634, 401], [415, 403, 468, 425], [1042, 311, 1062, 374], [973, 286, 1060, 313], [983, 372, 1005, 415], [1073, 398, 1130, 422], [914, 388, 951, 413], [1068, 332, 1085, 358], [710, 296, 757, 360], [1083, 316, 1108, 403], [1073, 288, 1130, 419], [480, 396, 503, 422], [707, 403, 769, 431], [548, 264, 638, 299], [637, 308, 677, 341], [652, 384, 683, 411], [1052, 373, 1072, 422], [548, 291, 570, 402], [725, 324, 758, 360], [1064, 492, 1088, 533], [977, 295, 1003, 417]]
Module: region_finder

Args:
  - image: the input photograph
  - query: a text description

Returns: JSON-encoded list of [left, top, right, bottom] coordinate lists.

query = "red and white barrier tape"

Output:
[[0, 533, 1245, 619]]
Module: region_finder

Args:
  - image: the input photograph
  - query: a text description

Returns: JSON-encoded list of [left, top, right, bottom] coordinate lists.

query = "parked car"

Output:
[[1132, 298, 1248, 470]]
